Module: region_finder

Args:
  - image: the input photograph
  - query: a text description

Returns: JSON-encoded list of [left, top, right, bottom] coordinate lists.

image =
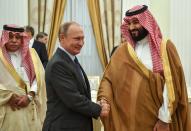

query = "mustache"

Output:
[[130, 29, 139, 33], [9, 42, 18, 45], [131, 29, 138, 32], [7, 42, 21, 46]]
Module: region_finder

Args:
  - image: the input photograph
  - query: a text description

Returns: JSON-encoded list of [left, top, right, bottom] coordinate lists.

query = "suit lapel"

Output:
[[32, 40, 38, 48], [56, 48, 90, 96]]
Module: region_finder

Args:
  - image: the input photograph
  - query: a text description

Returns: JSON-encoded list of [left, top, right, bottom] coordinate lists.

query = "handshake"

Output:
[[97, 98, 110, 117]]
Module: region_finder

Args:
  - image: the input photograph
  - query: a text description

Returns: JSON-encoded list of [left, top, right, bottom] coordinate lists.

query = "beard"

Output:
[[129, 27, 148, 42]]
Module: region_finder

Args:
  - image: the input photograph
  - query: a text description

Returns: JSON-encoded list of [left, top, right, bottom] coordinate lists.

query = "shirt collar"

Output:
[[29, 37, 34, 48], [58, 44, 75, 61], [8, 49, 21, 57]]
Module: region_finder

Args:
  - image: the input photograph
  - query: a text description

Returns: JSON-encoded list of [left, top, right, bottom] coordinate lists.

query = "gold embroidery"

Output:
[[0, 49, 27, 93], [161, 39, 175, 114], [127, 44, 150, 78], [30, 48, 43, 94]]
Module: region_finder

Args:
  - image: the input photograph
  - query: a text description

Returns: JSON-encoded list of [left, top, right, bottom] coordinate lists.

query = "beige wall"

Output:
[[150, 0, 170, 38], [0, 0, 28, 35], [189, 103, 191, 116]]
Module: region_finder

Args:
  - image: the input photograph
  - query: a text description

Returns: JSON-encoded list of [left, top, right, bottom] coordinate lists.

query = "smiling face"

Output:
[[60, 24, 84, 55], [127, 18, 148, 42], [5, 32, 22, 52]]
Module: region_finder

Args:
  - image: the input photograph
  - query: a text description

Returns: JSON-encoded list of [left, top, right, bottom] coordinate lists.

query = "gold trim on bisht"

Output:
[[0, 48, 27, 93], [161, 39, 175, 114], [127, 43, 150, 78], [29, 48, 42, 94]]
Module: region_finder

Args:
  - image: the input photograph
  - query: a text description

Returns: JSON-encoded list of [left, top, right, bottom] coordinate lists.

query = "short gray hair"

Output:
[[58, 21, 80, 39]]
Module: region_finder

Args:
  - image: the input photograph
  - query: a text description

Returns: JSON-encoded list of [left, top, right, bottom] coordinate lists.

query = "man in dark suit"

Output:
[[36, 32, 48, 45], [25, 26, 48, 68], [42, 22, 110, 131]]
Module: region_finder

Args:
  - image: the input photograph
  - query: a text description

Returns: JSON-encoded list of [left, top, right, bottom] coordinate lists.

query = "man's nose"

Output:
[[12, 37, 17, 42], [129, 23, 136, 30]]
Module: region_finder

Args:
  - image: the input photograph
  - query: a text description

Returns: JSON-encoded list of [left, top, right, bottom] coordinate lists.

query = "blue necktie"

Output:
[[74, 57, 82, 75], [74, 57, 87, 88]]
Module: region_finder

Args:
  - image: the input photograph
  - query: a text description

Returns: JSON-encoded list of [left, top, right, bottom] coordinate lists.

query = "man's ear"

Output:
[[59, 34, 64, 41]]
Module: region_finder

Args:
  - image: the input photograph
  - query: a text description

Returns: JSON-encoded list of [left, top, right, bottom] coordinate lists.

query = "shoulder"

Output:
[[46, 57, 73, 80], [47, 52, 71, 70], [165, 39, 182, 66], [34, 40, 46, 47], [111, 43, 128, 59], [166, 39, 176, 50], [165, 39, 179, 56]]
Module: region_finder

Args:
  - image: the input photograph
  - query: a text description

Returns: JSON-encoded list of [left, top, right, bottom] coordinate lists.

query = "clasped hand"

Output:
[[153, 120, 170, 131], [98, 98, 110, 117], [7, 93, 30, 111]]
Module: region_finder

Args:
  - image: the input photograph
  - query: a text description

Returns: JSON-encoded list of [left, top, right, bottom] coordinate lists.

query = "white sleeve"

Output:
[[30, 79, 37, 94], [158, 83, 171, 123]]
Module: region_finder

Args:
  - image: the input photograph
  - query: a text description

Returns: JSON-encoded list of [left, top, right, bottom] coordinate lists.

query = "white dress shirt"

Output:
[[8, 50, 37, 94], [135, 36, 171, 123], [58, 44, 75, 61], [29, 38, 34, 48]]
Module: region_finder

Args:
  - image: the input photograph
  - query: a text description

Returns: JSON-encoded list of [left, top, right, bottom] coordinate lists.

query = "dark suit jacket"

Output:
[[32, 40, 48, 68], [42, 48, 101, 131]]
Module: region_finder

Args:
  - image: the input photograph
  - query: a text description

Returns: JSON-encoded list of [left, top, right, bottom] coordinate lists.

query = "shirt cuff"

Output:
[[158, 104, 171, 123], [30, 79, 37, 94], [158, 83, 171, 123]]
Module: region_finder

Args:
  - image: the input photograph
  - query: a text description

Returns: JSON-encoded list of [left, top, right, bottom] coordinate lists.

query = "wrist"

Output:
[[28, 91, 35, 97], [27, 94, 34, 102], [159, 119, 169, 125]]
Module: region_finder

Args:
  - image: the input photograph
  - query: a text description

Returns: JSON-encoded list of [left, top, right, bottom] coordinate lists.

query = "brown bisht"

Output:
[[97, 40, 191, 131]]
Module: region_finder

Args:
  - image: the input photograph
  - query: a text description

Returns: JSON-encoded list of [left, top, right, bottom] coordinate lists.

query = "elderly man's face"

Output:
[[127, 18, 148, 42], [60, 24, 84, 55], [5, 32, 22, 52]]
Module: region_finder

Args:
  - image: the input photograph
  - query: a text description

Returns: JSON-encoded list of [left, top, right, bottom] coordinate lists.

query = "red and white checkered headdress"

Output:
[[0, 24, 35, 85], [121, 5, 163, 73]]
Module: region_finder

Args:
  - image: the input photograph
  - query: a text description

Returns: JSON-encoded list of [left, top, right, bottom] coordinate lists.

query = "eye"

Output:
[[132, 19, 139, 24], [75, 38, 80, 40], [8, 32, 22, 40], [126, 21, 130, 25], [9, 32, 14, 39], [15, 35, 22, 39], [75, 37, 84, 41]]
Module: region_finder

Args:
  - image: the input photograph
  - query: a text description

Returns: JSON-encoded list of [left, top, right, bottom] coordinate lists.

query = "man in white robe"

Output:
[[0, 24, 46, 131]]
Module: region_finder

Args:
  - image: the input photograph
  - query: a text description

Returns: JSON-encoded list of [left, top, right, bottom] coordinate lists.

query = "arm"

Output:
[[166, 41, 191, 130], [154, 40, 191, 130], [154, 84, 171, 131], [158, 84, 171, 123], [51, 62, 101, 118], [97, 62, 113, 104], [17, 79, 38, 107], [0, 84, 20, 110], [40, 44, 48, 68]]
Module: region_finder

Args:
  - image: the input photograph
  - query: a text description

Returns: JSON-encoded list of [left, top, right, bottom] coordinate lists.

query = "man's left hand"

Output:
[[153, 120, 170, 131], [99, 99, 110, 117], [17, 95, 30, 107]]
